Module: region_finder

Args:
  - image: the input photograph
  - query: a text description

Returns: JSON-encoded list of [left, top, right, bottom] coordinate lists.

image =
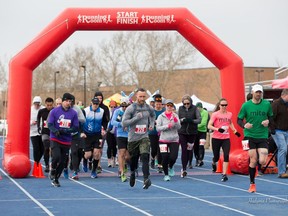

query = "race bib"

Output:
[[135, 125, 147, 134], [59, 119, 71, 128], [221, 126, 229, 134], [242, 140, 249, 151], [159, 144, 169, 153], [43, 120, 48, 128], [187, 142, 194, 150], [199, 139, 206, 146]]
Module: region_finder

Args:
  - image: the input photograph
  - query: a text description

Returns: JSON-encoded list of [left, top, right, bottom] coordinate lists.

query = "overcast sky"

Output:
[[1, 0, 288, 68]]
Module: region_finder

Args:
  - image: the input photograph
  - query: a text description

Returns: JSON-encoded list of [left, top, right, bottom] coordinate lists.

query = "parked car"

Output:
[[0, 119, 7, 135]]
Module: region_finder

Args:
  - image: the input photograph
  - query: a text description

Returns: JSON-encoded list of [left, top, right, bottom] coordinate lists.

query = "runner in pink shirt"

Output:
[[208, 98, 241, 182]]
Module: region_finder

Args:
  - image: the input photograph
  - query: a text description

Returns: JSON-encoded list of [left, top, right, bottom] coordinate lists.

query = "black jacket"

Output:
[[178, 104, 201, 135]]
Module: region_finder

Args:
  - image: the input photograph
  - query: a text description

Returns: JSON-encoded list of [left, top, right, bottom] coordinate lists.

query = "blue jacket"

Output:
[[111, 107, 128, 138], [83, 106, 105, 135]]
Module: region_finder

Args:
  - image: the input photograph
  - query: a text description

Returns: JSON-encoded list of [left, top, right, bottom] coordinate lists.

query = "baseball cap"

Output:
[[62, 93, 73, 101], [252, 84, 263, 93], [32, 96, 42, 104], [91, 97, 100, 104], [164, 99, 174, 105], [196, 102, 203, 108]]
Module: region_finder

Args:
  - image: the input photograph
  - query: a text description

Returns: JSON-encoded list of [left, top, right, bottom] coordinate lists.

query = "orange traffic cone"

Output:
[[31, 162, 45, 178], [226, 162, 233, 175], [36, 163, 45, 178], [31, 162, 38, 177], [216, 157, 223, 173]]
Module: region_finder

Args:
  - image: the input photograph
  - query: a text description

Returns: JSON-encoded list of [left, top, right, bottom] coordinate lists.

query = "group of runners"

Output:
[[30, 84, 288, 192]]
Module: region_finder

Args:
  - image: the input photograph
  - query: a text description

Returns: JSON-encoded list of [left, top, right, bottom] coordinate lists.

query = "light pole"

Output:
[[255, 69, 264, 82], [54, 71, 60, 100], [80, 65, 86, 106]]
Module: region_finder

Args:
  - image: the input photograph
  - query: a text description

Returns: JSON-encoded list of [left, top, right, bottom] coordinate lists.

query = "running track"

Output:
[[0, 137, 288, 216]]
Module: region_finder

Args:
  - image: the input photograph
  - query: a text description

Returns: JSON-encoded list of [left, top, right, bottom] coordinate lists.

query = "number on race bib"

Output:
[[59, 119, 71, 128], [135, 125, 147, 134], [242, 140, 249, 151], [159, 144, 169, 153]]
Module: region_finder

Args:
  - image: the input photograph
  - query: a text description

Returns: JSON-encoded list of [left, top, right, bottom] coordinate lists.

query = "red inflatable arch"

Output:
[[3, 8, 247, 178]]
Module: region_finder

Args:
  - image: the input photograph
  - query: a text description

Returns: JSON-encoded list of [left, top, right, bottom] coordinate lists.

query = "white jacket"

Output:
[[30, 105, 45, 136]]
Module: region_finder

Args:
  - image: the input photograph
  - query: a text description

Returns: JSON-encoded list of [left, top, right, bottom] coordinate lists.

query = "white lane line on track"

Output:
[[0, 168, 54, 216], [101, 169, 254, 216], [69, 178, 153, 216], [186, 176, 288, 202]]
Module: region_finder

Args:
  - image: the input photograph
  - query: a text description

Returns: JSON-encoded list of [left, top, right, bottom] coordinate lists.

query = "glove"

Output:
[[55, 130, 61, 137], [218, 128, 225, 133], [37, 127, 41, 134], [173, 117, 178, 123], [167, 123, 173, 129], [234, 131, 241, 137]]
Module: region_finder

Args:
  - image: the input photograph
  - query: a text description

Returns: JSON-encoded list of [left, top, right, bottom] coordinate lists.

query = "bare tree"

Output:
[[0, 57, 8, 91]]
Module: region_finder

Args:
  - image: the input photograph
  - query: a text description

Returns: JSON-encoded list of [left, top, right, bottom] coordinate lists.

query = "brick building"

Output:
[[0, 66, 281, 119]]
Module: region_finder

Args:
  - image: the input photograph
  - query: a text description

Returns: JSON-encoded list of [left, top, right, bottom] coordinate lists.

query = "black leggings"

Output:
[[179, 134, 196, 170], [70, 137, 84, 172], [149, 134, 162, 164], [212, 138, 230, 163], [31, 136, 44, 163], [106, 131, 117, 159], [160, 142, 179, 175], [50, 140, 70, 179], [42, 139, 50, 166], [192, 131, 207, 162]]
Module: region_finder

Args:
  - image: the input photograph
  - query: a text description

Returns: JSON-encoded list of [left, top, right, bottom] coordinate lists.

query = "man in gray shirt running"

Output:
[[122, 88, 156, 189]]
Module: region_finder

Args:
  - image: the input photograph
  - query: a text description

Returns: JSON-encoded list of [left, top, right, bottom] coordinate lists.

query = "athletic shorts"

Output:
[[117, 137, 128, 150], [245, 137, 268, 150], [84, 133, 102, 151], [128, 137, 150, 156]]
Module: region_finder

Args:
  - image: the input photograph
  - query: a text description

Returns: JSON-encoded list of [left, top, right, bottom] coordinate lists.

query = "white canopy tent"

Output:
[[175, 94, 216, 112]]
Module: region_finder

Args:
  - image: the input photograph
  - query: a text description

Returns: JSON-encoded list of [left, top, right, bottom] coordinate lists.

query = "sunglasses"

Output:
[[155, 98, 162, 102], [220, 104, 228, 107], [166, 104, 174, 107], [183, 103, 190, 105], [93, 103, 99, 105]]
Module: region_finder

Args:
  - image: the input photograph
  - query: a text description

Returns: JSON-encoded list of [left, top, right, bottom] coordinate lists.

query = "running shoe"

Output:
[[130, 172, 136, 187], [221, 174, 228, 182], [163, 175, 171, 181], [181, 169, 187, 178], [248, 183, 256, 193], [82, 160, 88, 172], [51, 179, 60, 187], [49, 169, 56, 180], [91, 171, 98, 178], [71, 172, 79, 180], [212, 163, 217, 172], [63, 168, 68, 179], [118, 170, 121, 178], [198, 161, 204, 167], [143, 178, 152, 189], [168, 167, 175, 177], [135, 169, 139, 177], [121, 173, 127, 182]]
